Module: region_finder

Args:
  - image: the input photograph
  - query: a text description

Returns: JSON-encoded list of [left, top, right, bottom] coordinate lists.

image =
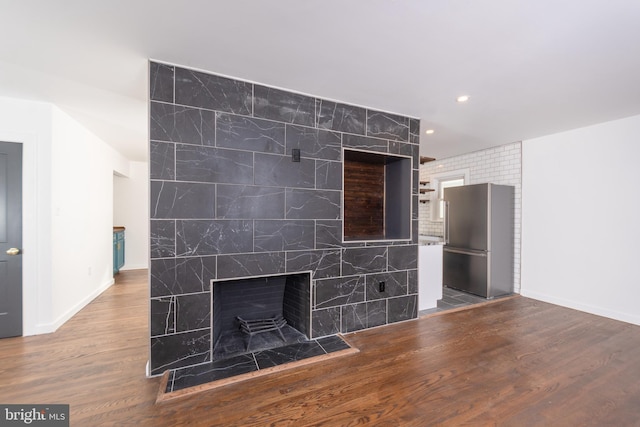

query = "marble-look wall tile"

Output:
[[151, 256, 216, 298], [315, 220, 342, 249], [316, 335, 351, 353], [148, 62, 421, 374], [255, 220, 315, 252], [216, 252, 286, 279], [151, 297, 176, 336], [176, 145, 253, 184], [150, 141, 175, 180], [410, 144, 420, 169], [316, 99, 366, 135], [254, 153, 315, 188], [216, 113, 285, 154], [365, 271, 408, 300], [366, 300, 387, 328], [341, 303, 367, 333], [315, 275, 365, 309], [254, 85, 315, 126], [389, 142, 419, 169], [363, 240, 395, 247], [176, 220, 253, 256], [151, 181, 216, 219], [409, 118, 420, 138], [150, 62, 174, 103], [367, 110, 409, 141], [150, 220, 175, 259], [342, 134, 388, 153], [407, 269, 418, 294], [286, 125, 341, 161], [342, 247, 388, 275], [413, 195, 419, 220], [150, 329, 211, 375], [315, 161, 342, 190], [388, 295, 417, 323], [283, 275, 312, 336], [412, 220, 419, 244], [388, 245, 418, 270], [312, 307, 341, 338], [285, 189, 340, 219], [175, 67, 251, 114], [413, 170, 419, 195], [150, 102, 215, 145], [176, 293, 211, 332], [286, 250, 341, 279], [388, 140, 400, 154], [254, 342, 326, 369], [170, 354, 257, 391], [216, 185, 285, 219]]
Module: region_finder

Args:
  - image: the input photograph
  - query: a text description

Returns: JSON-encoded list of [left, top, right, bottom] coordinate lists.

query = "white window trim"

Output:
[[430, 168, 470, 221]]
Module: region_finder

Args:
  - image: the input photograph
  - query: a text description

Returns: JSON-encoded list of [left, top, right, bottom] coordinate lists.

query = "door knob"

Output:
[[6, 248, 20, 256]]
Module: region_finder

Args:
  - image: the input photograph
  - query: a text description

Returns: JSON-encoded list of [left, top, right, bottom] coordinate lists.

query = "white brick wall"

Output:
[[419, 142, 522, 292]]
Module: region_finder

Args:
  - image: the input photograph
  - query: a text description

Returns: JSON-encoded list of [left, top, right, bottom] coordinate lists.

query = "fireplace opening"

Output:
[[212, 272, 312, 360]]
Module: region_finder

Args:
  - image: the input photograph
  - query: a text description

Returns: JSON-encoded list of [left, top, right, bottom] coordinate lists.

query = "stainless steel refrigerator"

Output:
[[443, 183, 514, 298]]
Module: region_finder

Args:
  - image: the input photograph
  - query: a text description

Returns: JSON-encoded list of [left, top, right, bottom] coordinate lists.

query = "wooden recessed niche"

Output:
[[343, 150, 412, 241]]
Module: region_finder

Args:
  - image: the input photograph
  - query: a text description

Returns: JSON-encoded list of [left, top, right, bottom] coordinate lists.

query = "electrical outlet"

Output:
[[379, 282, 385, 292], [291, 148, 301, 162]]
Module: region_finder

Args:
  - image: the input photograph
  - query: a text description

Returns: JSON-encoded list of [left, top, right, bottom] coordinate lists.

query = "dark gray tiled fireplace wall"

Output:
[[148, 61, 420, 375]]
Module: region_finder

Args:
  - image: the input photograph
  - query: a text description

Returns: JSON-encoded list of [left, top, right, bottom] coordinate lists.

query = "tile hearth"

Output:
[[161, 335, 356, 399], [213, 324, 308, 360]]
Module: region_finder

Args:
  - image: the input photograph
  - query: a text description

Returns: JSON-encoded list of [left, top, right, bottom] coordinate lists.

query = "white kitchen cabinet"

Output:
[[419, 241, 443, 310]]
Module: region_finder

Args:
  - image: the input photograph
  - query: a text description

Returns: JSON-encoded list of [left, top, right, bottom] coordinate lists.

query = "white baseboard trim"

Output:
[[521, 289, 640, 326], [120, 264, 148, 271], [30, 278, 115, 335]]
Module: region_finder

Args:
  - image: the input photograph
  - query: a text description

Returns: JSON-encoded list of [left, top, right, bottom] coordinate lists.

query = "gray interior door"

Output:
[[0, 141, 23, 338]]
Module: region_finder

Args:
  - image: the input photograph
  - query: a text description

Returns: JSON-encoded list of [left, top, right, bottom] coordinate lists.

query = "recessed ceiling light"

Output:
[[425, 129, 435, 135], [456, 95, 470, 103]]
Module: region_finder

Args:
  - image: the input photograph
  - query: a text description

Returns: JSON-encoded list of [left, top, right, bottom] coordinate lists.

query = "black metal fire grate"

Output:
[[237, 315, 287, 351]]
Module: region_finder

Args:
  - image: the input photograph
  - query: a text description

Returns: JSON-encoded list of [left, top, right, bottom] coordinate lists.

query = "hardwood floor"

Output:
[[2, 270, 640, 426]]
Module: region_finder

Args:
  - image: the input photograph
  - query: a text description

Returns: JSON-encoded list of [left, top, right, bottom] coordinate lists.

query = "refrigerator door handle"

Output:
[[444, 200, 450, 244], [444, 247, 488, 257]]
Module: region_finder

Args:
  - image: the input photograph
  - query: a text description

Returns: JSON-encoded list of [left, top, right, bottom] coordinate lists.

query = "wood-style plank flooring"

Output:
[[1, 269, 640, 426]]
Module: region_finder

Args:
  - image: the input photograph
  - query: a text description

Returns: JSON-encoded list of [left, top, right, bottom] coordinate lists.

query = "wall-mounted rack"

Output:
[[420, 156, 436, 165], [419, 156, 436, 205]]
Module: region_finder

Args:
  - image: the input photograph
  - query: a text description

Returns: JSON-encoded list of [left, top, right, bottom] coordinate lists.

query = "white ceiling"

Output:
[[2, 0, 640, 161]]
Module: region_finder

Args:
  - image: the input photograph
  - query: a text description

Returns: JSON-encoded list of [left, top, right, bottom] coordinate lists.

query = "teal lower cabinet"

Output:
[[113, 227, 125, 274]]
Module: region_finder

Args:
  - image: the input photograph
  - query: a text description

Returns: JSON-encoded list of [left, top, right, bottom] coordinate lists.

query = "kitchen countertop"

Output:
[[419, 235, 444, 245]]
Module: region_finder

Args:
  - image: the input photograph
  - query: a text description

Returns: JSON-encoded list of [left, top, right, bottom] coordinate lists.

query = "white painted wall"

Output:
[[0, 96, 130, 335], [50, 107, 129, 328], [521, 114, 640, 325], [114, 161, 149, 270]]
